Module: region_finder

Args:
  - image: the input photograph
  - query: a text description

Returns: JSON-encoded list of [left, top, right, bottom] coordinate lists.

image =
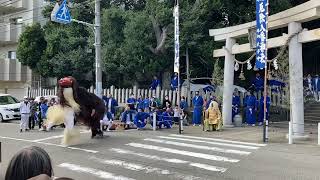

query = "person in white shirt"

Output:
[[20, 96, 31, 132]]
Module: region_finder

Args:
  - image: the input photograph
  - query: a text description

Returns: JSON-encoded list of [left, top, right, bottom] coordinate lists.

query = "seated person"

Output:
[[160, 108, 173, 129], [134, 108, 150, 130], [120, 106, 136, 129], [100, 111, 114, 131], [5, 146, 53, 180]]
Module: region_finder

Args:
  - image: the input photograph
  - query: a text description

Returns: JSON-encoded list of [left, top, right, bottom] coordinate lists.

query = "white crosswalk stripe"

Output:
[[90, 156, 205, 180], [170, 134, 267, 147], [127, 142, 240, 163], [109, 148, 227, 172], [58, 134, 266, 180], [144, 138, 251, 155], [157, 136, 260, 150], [58, 163, 136, 180]]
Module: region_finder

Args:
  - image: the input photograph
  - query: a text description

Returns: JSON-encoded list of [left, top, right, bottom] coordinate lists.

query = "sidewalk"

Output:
[[168, 122, 319, 145]]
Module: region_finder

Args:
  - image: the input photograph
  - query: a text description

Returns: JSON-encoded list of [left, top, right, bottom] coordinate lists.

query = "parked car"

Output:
[[0, 94, 21, 122]]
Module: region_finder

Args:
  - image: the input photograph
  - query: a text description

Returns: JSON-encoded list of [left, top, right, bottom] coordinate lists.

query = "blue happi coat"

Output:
[[192, 96, 204, 125], [171, 76, 179, 90], [150, 79, 160, 90], [180, 100, 188, 111], [252, 77, 264, 91], [134, 112, 149, 128], [137, 99, 144, 109], [232, 95, 240, 121], [258, 96, 271, 123], [245, 95, 257, 125]]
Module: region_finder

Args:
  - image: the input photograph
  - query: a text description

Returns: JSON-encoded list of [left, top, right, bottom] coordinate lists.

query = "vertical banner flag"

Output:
[[174, 5, 179, 73], [256, 0, 268, 69]]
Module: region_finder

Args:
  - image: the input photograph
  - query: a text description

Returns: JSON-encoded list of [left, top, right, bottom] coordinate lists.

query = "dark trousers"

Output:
[[29, 114, 35, 129], [38, 113, 43, 129]]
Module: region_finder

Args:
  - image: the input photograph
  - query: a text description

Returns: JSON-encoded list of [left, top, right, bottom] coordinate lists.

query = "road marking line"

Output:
[[144, 138, 251, 155], [0, 136, 98, 153], [170, 134, 267, 147], [110, 148, 227, 172], [90, 157, 205, 180], [158, 136, 259, 150], [58, 163, 135, 180], [127, 143, 239, 163]]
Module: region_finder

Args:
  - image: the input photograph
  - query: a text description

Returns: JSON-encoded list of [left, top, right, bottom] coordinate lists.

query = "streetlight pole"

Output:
[[95, 0, 102, 98]]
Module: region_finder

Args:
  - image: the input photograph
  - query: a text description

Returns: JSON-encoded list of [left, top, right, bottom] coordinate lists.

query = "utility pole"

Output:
[[95, 0, 102, 98]]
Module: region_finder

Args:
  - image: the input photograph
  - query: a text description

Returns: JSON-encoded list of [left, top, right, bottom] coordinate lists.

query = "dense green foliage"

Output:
[[17, 0, 308, 88]]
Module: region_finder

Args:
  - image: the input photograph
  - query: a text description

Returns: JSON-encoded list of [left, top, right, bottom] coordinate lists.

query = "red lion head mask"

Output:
[[58, 77, 73, 88]]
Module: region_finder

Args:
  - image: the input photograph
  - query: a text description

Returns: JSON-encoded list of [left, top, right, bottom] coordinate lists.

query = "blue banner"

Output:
[[256, 0, 268, 69]]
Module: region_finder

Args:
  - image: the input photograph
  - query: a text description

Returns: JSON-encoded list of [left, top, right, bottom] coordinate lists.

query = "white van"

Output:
[[0, 94, 21, 122]]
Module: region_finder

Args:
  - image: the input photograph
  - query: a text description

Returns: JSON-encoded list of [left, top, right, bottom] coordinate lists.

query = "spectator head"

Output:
[[153, 76, 158, 79], [195, 91, 199, 96], [174, 72, 178, 76], [40, 97, 45, 102], [138, 108, 143, 112], [181, 96, 185, 100], [24, 96, 28, 102], [108, 94, 113, 98], [165, 95, 169, 100], [5, 146, 53, 180]]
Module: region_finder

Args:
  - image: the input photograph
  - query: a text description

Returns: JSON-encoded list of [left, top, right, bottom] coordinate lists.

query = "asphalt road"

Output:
[[0, 121, 320, 180]]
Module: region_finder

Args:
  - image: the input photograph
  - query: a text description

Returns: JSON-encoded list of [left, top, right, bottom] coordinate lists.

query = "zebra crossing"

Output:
[[57, 134, 267, 180]]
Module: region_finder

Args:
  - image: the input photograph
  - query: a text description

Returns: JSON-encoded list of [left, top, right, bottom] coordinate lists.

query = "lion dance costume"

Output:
[[46, 77, 105, 145]]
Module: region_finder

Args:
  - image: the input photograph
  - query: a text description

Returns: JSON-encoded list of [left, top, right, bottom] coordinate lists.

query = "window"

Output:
[[0, 96, 19, 105], [8, 51, 16, 60]]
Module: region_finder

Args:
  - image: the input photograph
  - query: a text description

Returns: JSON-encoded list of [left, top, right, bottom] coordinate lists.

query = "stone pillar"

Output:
[[222, 37, 236, 127], [288, 22, 305, 138]]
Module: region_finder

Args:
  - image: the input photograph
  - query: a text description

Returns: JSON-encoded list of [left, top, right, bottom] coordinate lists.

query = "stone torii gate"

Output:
[[209, 0, 320, 138]]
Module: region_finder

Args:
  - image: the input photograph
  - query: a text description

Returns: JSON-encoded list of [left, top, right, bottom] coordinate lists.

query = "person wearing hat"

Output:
[[20, 96, 31, 132]]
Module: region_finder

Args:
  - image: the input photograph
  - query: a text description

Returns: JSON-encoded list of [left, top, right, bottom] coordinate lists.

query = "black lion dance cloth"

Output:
[[47, 77, 105, 145]]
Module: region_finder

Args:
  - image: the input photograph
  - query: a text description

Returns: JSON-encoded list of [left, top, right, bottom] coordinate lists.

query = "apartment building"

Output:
[[0, 0, 48, 99]]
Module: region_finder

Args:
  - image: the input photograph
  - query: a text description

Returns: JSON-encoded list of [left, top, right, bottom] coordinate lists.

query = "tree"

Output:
[[17, 23, 47, 70]]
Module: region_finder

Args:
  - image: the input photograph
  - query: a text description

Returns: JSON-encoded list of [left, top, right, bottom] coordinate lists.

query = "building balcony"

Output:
[[0, 58, 31, 82], [0, 23, 23, 45], [0, 0, 28, 15]]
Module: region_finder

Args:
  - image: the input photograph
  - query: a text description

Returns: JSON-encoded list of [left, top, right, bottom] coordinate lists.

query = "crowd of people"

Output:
[[101, 93, 189, 131], [150, 73, 181, 91], [19, 96, 59, 133]]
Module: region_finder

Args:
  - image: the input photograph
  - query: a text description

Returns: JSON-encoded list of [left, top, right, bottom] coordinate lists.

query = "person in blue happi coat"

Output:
[[160, 108, 173, 128], [312, 74, 320, 101], [127, 93, 136, 110], [251, 73, 264, 92], [102, 94, 118, 118], [134, 108, 150, 129], [206, 96, 215, 110], [258, 92, 271, 126], [143, 96, 150, 112], [192, 91, 204, 126], [232, 90, 240, 122], [121, 106, 136, 129], [244, 91, 257, 126], [150, 76, 161, 90], [170, 72, 179, 91], [136, 95, 144, 110]]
